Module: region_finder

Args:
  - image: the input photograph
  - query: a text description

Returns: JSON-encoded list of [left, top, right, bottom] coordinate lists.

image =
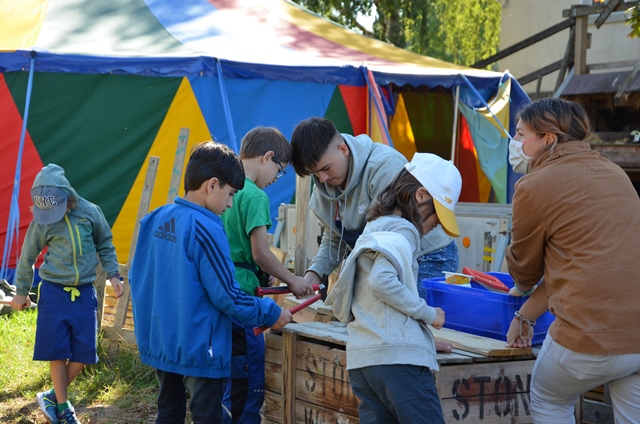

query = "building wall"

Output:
[[499, 0, 640, 96]]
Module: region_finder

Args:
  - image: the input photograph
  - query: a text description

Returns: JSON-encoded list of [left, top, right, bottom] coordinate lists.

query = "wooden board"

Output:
[[264, 391, 359, 424], [437, 360, 536, 423], [434, 327, 533, 357]]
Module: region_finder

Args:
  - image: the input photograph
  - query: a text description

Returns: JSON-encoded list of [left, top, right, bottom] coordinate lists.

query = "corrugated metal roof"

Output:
[[562, 71, 640, 95]]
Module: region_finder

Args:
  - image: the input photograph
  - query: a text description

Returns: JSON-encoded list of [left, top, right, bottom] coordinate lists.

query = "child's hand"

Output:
[[431, 307, 445, 330], [287, 276, 314, 298], [270, 307, 293, 330], [10, 295, 31, 311], [110, 277, 124, 298]]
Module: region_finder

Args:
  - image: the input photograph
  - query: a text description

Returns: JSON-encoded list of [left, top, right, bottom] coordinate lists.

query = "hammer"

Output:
[[253, 278, 328, 335]]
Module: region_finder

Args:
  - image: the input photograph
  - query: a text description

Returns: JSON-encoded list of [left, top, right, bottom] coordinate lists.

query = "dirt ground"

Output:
[[0, 398, 158, 424]]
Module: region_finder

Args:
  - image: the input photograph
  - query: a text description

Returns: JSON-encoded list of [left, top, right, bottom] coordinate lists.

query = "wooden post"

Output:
[[614, 59, 640, 106], [94, 263, 107, 331], [294, 175, 311, 277], [555, 25, 576, 92], [574, 14, 589, 75], [167, 128, 189, 204], [281, 329, 297, 424], [450, 85, 460, 163], [113, 156, 160, 330]]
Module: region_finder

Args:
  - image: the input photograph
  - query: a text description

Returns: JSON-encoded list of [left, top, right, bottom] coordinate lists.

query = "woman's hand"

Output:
[[505, 316, 533, 349]]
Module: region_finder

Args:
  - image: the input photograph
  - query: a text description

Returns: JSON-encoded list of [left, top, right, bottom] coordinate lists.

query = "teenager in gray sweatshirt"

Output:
[[290, 117, 458, 297], [325, 153, 462, 424]]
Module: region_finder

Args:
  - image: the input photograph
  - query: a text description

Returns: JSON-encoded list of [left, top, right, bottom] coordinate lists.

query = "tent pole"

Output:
[[450, 85, 460, 163], [215, 59, 238, 153], [1, 51, 36, 281]]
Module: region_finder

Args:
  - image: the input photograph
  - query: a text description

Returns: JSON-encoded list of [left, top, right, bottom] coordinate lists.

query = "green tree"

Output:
[[291, 0, 502, 68], [629, 6, 640, 38]]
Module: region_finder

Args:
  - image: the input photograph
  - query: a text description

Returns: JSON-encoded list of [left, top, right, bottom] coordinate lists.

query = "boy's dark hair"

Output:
[[239, 127, 292, 163], [184, 141, 245, 192], [290, 117, 340, 177], [366, 168, 435, 236]]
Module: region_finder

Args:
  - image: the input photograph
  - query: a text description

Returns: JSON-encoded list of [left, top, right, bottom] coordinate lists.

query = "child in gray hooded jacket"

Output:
[[325, 153, 462, 424], [11, 163, 124, 424]]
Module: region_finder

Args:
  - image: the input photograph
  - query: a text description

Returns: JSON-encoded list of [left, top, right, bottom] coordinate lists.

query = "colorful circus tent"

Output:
[[0, 0, 529, 279]]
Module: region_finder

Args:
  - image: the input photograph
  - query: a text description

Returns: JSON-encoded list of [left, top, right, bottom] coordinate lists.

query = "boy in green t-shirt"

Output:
[[221, 127, 313, 423]]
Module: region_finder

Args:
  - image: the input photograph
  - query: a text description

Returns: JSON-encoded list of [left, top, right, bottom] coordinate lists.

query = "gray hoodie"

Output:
[[15, 164, 119, 295], [325, 215, 439, 371], [307, 133, 452, 279]]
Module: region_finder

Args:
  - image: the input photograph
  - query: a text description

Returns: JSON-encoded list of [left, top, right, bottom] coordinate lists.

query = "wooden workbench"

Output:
[[264, 321, 538, 424]]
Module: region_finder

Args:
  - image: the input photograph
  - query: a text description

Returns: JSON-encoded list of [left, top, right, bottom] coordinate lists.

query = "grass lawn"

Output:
[[0, 309, 159, 423]]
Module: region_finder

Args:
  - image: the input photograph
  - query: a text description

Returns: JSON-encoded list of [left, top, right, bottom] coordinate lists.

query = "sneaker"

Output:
[[36, 391, 58, 424], [58, 407, 81, 424]]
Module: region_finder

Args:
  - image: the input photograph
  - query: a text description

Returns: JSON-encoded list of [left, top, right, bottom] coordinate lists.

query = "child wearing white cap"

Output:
[[10, 163, 124, 424], [325, 153, 461, 424]]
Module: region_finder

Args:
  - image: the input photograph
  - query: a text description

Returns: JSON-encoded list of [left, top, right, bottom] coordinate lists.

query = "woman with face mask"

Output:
[[504, 98, 640, 424]]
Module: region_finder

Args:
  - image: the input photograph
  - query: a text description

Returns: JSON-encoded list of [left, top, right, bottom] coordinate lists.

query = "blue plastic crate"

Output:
[[422, 272, 554, 345]]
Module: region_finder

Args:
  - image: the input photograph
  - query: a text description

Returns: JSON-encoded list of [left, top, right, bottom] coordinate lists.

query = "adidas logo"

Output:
[[154, 217, 177, 242]]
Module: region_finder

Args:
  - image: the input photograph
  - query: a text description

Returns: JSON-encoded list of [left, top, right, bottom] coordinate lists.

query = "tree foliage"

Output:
[[291, 0, 502, 68], [629, 6, 640, 38]]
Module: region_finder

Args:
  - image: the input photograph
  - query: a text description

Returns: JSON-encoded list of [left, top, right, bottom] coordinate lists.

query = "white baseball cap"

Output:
[[404, 153, 462, 237]]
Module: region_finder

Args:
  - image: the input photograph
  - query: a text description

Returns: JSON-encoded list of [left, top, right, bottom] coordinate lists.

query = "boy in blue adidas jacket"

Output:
[[129, 141, 292, 424]]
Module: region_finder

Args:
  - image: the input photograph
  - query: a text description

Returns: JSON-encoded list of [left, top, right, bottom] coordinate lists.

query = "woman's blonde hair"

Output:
[[516, 98, 591, 144]]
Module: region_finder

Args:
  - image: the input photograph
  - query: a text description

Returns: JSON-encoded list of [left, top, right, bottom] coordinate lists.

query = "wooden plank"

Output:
[[294, 399, 359, 424], [166, 128, 189, 204], [113, 156, 159, 330], [265, 331, 282, 364], [294, 175, 311, 276], [440, 395, 533, 423], [437, 360, 536, 423], [294, 363, 359, 417], [94, 262, 107, 331], [284, 322, 348, 346], [268, 245, 290, 306], [614, 59, 640, 106], [437, 360, 536, 398], [588, 60, 639, 71], [555, 25, 576, 92], [264, 391, 282, 423], [264, 391, 359, 424], [436, 351, 475, 365], [265, 362, 283, 394], [282, 329, 297, 424], [472, 19, 574, 69], [562, 1, 637, 18], [433, 327, 533, 357], [574, 15, 588, 75], [595, 0, 622, 28]]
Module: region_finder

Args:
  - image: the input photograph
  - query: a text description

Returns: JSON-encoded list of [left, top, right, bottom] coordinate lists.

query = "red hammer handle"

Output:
[[255, 283, 321, 296], [252, 292, 323, 336]]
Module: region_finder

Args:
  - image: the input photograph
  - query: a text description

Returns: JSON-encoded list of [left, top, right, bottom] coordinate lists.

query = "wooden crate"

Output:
[[265, 321, 539, 424], [102, 281, 134, 330], [264, 322, 359, 424]]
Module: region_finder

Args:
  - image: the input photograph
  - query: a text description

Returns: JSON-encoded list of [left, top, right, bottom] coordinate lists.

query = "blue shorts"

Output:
[[34, 280, 98, 364]]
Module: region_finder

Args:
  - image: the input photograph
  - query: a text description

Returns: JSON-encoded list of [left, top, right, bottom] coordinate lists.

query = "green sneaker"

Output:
[[36, 391, 58, 424], [58, 407, 81, 424]]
